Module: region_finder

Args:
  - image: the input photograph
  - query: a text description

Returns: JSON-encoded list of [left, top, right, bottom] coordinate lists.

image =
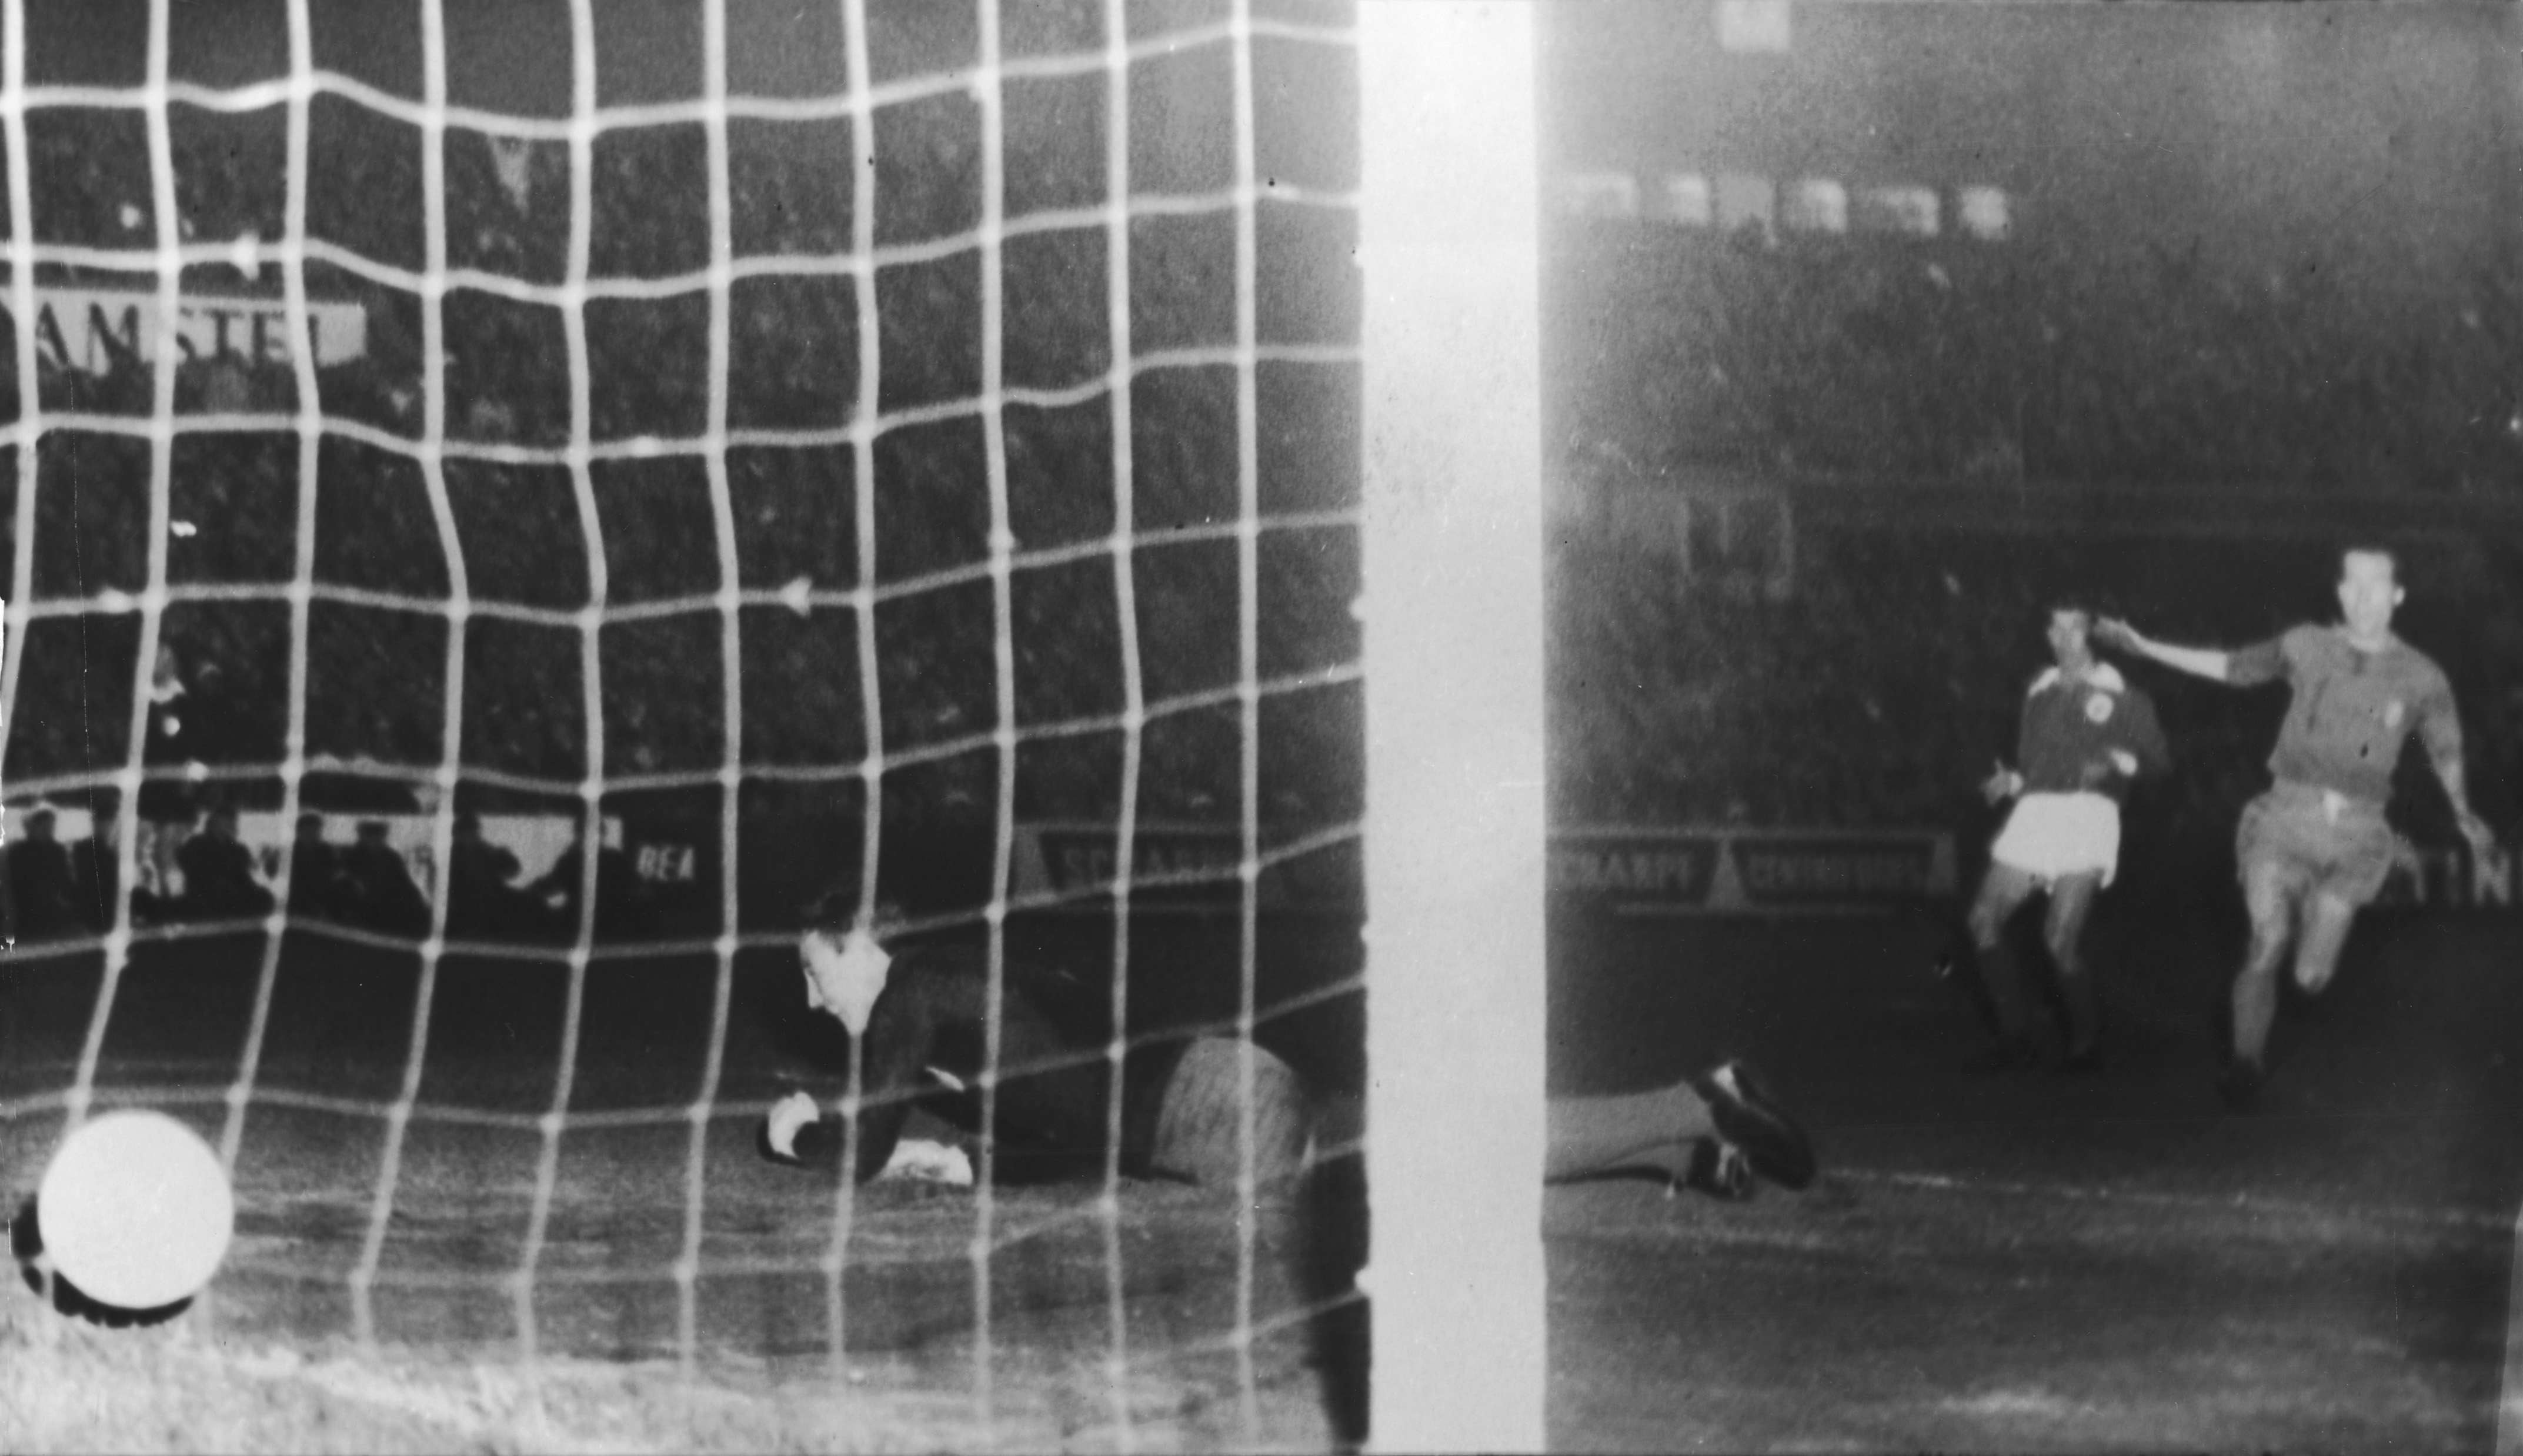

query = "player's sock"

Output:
[[2216, 1057, 2263, 1112], [2057, 970, 2101, 1067], [2231, 966, 2278, 1071], [1681, 1140, 1754, 1201], [1970, 939, 2038, 1050], [1934, 939, 2006, 1040]]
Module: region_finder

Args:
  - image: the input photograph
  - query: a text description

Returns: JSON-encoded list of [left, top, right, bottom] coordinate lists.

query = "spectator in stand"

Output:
[[8, 809, 81, 941], [285, 812, 349, 923], [175, 805, 275, 921], [446, 812, 533, 940], [149, 650, 256, 911], [183, 662, 241, 761], [340, 820, 432, 938], [531, 816, 646, 942], [140, 645, 198, 898], [141, 646, 206, 780]]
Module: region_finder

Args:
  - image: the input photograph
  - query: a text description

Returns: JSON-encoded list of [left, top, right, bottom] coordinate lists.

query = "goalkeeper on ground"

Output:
[[759, 926, 1817, 1200], [759, 926, 1311, 1190]]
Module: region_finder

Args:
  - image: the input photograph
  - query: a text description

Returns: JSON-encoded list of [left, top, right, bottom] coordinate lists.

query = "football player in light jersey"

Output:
[[1954, 602, 2169, 1074], [2099, 546, 2498, 1110]]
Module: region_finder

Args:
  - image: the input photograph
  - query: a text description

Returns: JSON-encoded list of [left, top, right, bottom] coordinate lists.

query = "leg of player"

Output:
[[1543, 1063, 1816, 1197], [1962, 861, 2045, 1072], [2223, 859, 2300, 1110], [1543, 1083, 1718, 1188], [2042, 870, 2105, 1071], [2288, 891, 2359, 999], [1927, 900, 2004, 1040]]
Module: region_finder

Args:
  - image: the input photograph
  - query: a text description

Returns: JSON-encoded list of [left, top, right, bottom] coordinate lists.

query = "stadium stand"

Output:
[[1551, 226, 2523, 495], [8, 101, 2518, 900], [3, 93, 1359, 881]]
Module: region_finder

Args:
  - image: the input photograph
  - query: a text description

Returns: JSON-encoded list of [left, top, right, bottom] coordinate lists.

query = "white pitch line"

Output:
[[1845, 1166, 2516, 1237]]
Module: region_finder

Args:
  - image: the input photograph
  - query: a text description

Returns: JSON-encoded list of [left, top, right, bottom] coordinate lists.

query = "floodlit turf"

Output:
[[5, 900, 2515, 1450], [1, 1110, 1337, 1453], [0, 1284, 1333, 1455], [0, 916, 1359, 1453], [1546, 902, 2523, 1452]]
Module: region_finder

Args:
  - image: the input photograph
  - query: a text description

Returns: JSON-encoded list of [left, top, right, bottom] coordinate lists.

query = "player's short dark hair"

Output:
[[2337, 542, 2399, 581]]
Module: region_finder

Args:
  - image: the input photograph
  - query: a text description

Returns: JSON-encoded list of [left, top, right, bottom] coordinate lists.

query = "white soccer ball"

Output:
[[38, 1109, 236, 1310]]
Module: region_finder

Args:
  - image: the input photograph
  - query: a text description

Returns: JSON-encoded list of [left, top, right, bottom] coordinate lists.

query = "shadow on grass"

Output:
[[10, 1195, 196, 1330]]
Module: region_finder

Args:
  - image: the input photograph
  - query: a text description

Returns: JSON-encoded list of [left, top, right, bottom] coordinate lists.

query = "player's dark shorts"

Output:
[[2235, 781, 2396, 907]]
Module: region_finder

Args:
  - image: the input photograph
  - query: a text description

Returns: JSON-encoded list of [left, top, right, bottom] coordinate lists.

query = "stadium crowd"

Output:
[[1553, 226, 2523, 496], [5, 105, 865, 436], [3, 95, 1360, 835], [4, 797, 686, 944], [8, 100, 2521, 945]]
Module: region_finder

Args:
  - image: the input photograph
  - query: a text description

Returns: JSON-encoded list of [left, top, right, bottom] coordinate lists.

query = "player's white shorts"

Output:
[[1989, 791, 2122, 887]]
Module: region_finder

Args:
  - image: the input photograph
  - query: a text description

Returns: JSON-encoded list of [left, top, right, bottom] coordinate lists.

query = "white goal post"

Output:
[[1360, 6, 1549, 1452]]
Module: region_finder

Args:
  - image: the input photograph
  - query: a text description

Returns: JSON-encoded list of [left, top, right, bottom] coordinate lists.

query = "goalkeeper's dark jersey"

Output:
[[773, 940, 1189, 1184]]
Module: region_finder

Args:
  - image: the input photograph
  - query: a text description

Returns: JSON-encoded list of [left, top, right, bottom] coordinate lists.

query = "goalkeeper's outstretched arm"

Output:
[[758, 1080, 920, 1182]]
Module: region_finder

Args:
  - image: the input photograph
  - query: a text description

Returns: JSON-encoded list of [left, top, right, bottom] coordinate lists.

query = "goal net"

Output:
[[0, 0, 1546, 1451]]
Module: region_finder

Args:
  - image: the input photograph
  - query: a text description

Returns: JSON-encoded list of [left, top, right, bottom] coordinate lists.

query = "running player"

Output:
[[760, 925, 1817, 1198], [2097, 546, 2499, 1110], [1954, 602, 2169, 1074]]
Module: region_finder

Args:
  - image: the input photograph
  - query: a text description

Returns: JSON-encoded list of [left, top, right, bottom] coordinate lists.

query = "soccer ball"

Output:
[[35, 1109, 236, 1311]]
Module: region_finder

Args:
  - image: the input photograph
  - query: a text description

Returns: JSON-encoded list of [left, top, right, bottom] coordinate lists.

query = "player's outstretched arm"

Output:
[[2094, 618, 2235, 684], [2417, 697, 2499, 859], [2444, 774, 2498, 861]]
